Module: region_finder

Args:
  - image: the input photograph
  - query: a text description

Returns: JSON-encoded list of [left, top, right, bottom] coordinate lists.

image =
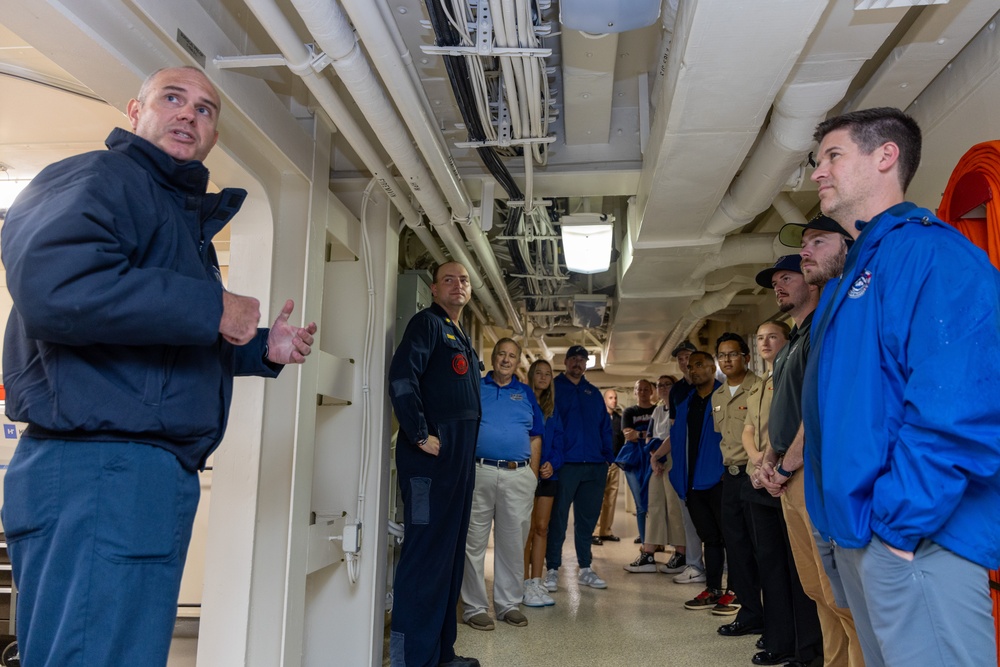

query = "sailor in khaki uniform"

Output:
[[710, 333, 761, 628]]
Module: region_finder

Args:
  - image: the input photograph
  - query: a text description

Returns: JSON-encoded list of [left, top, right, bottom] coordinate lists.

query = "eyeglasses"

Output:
[[717, 352, 745, 360]]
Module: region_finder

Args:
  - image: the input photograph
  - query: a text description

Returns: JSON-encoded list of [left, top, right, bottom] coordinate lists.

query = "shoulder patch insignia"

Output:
[[848, 269, 872, 299]]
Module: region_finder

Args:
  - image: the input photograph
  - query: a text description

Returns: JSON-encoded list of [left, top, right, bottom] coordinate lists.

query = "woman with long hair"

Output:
[[522, 359, 564, 607]]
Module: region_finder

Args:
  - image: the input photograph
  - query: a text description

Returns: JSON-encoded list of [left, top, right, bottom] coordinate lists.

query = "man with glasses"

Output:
[[711, 334, 762, 624]]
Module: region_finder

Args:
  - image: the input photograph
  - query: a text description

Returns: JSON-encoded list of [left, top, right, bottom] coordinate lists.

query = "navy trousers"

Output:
[[390, 419, 478, 667], [545, 462, 607, 571], [2, 437, 200, 667]]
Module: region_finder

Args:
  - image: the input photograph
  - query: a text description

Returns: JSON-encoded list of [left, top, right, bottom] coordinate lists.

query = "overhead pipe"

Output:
[[653, 279, 752, 364], [704, 63, 860, 238], [268, 0, 510, 331], [301, 0, 525, 334], [237, 2, 461, 313], [689, 233, 783, 281], [354, 0, 525, 334], [242, 0, 504, 327], [771, 192, 808, 225]]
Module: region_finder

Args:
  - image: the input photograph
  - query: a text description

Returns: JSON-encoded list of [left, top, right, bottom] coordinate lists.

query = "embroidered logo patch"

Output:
[[452, 353, 469, 375], [510, 393, 524, 401], [848, 269, 872, 299]]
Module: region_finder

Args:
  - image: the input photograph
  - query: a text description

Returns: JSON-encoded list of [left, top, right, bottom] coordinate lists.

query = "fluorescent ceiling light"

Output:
[[560, 213, 614, 274], [0, 180, 31, 211]]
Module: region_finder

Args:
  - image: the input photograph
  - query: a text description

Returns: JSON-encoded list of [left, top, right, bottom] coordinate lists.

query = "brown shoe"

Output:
[[466, 613, 494, 631], [501, 609, 528, 627]]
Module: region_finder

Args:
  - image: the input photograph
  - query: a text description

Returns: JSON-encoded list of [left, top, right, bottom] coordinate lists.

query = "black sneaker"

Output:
[[658, 551, 686, 574], [623, 551, 657, 573]]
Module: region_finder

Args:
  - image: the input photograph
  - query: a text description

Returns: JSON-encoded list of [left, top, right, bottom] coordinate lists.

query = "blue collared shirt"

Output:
[[476, 372, 544, 461]]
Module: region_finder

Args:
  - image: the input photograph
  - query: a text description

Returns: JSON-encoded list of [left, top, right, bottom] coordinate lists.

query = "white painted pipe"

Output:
[[241, 0, 420, 228], [690, 233, 780, 280], [292, 0, 524, 333], [338, 0, 525, 333], [655, 280, 750, 363]]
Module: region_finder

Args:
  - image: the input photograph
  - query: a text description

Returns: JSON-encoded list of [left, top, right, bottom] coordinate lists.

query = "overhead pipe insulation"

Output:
[[653, 279, 752, 364], [300, 0, 524, 333], [341, 0, 524, 333]]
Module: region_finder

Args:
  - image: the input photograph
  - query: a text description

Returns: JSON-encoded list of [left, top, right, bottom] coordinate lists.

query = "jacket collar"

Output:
[[105, 127, 210, 195]]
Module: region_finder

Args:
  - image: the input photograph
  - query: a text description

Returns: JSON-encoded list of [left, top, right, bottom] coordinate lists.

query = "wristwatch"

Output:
[[776, 463, 794, 478]]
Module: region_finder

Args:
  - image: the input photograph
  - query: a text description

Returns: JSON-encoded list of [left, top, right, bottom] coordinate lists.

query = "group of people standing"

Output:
[[386, 105, 1000, 667], [388, 265, 614, 667]]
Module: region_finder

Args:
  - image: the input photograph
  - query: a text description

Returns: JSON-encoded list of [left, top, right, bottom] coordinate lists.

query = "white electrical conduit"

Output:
[[337, 0, 525, 334], [272, 0, 506, 324]]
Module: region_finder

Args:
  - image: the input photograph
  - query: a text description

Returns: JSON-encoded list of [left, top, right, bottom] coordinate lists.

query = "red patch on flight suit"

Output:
[[452, 353, 469, 375]]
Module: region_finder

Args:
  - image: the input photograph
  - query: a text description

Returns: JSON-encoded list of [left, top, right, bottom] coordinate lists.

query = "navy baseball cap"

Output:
[[670, 341, 697, 357], [778, 214, 852, 248], [566, 345, 590, 359], [755, 255, 802, 289]]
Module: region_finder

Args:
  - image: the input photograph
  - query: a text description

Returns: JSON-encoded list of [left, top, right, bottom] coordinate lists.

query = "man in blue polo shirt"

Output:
[[462, 338, 543, 631]]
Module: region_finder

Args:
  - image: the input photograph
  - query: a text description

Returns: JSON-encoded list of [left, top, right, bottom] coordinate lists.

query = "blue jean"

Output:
[[836, 535, 996, 667], [623, 468, 648, 544], [545, 462, 607, 570], [2, 437, 200, 667]]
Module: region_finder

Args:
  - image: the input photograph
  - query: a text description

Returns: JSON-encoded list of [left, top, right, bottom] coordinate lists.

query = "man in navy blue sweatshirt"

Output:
[[543, 345, 614, 592]]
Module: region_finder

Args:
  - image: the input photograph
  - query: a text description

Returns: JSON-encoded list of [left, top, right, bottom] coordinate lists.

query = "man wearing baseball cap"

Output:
[[779, 214, 853, 289], [753, 254, 862, 667], [543, 345, 614, 592]]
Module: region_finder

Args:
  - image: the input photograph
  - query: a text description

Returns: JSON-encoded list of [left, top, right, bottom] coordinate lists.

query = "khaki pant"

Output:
[[782, 473, 864, 667], [645, 467, 684, 547], [594, 465, 620, 536]]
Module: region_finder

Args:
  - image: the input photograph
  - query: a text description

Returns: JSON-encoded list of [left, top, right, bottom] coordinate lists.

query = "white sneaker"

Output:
[[543, 568, 559, 592], [538, 583, 555, 606], [578, 567, 608, 589], [672, 565, 707, 584], [522, 579, 547, 607], [525, 578, 555, 607]]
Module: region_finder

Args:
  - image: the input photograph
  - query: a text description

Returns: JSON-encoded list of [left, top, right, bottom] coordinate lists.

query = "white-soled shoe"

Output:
[[672, 565, 707, 584], [522, 579, 547, 607], [578, 567, 608, 589], [543, 568, 559, 592]]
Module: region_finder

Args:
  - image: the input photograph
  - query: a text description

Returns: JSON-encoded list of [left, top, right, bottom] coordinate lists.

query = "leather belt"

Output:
[[477, 458, 529, 470], [727, 464, 747, 476]]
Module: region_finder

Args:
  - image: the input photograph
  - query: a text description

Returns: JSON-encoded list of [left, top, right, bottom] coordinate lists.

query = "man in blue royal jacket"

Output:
[[804, 107, 1000, 666], [0, 67, 317, 667], [543, 345, 613, 592], [668, 351, 727, 612]]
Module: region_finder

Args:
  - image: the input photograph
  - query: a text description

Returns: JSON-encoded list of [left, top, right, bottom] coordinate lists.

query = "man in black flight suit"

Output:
[[388, 261, 483, 667]]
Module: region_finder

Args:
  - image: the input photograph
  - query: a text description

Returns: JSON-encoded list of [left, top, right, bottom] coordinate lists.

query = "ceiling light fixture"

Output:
[[0, 179, 31, 212], [560, 213, 615, 274]]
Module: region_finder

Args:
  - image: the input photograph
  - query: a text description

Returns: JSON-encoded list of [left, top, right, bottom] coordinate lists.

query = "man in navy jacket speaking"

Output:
[[1, 66, 316, 667]]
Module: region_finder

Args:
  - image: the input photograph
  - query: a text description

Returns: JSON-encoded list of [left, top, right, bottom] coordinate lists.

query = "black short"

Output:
[[535, 478, 558, 497]]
